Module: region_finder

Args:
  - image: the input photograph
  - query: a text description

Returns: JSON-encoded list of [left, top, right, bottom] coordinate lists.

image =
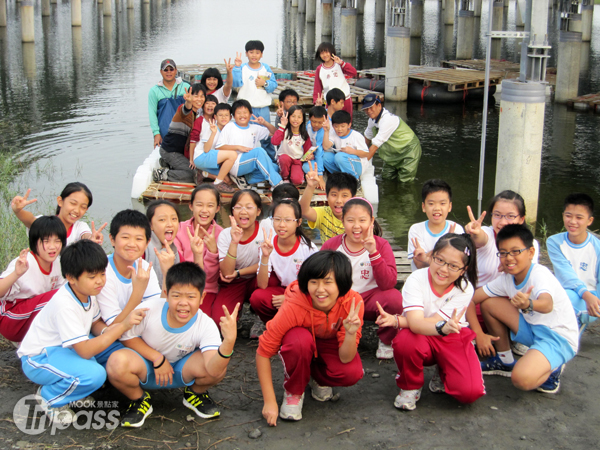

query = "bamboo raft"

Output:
[[272, 76, 382, 106], [176, 64, 298, 84], [566, 93, 600, 113]]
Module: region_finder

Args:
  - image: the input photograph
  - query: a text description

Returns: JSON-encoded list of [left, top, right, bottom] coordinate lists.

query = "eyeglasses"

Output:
[[163, 67, 175, 72], [496, 248, 529, 258], [491, 213, 520, 221], [432, 256, 465, 272], [232, 205, 257, 212], [273, 217, 297, 224]]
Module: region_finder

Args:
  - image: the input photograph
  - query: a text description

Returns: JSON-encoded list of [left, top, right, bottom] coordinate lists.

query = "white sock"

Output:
[[214, 179, 223, 185], [498, 350, 514, 364]]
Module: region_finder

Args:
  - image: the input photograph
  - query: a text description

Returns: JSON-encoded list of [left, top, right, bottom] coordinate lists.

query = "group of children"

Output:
[[1, 173, 596, 428]]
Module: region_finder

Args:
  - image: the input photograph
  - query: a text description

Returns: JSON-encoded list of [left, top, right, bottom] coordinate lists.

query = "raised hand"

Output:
[[124, 307, 148, 330], [315, 92, 324, 106], [271, 294, 285, 309], [250, 114, 267, 126], [11, 189, 37, 214], [260, 229, 274, 258], [198, 224, 218, 254], [343, 298, 362, 335], [276, 102, 284, 118], [332, 54, 343, 65], [153, 241, 176, 275], [89, 221, 107, 245], [465, 206, 486, 236], [362, 224, 377, 254], [279, 111, 289, 128], [224, 57, 234, 73], [208, 118, 218, 134], [234, 52, 243, 67], [219, 303, 240, 343], [305, 161, 319, 188], [374, 301, 397, 328], [229, 216, 243, 244], [511, 285, 535, 311], [128, 258, 152, 293], [322, 119, 330, 132], [14, 249, 30, 277], [187, 224, 205, 257], [449, 223, 456, 234], [411, 237, 427, 264], [442, 308, 466, 335], [183, 86, 192, 103]]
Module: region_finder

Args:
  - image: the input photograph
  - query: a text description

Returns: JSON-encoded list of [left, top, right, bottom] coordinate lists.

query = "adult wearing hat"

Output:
[[362, 94, 422, 183], [148, 59, 191, 148]]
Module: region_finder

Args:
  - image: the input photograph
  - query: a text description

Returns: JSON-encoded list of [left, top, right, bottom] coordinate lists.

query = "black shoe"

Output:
[[121, 391, 153, 427], [182, 387, 220, 419]]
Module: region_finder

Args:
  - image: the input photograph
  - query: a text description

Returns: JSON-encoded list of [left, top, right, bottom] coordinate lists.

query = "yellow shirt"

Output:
[[307, 206, 344, 242]]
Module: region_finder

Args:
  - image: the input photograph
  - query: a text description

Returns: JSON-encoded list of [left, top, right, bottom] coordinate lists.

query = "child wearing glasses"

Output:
[[377, 233, 484, 411], [211, 191, 265, 327], [473, 225, 578, 394], [250, 199, 318, 325]]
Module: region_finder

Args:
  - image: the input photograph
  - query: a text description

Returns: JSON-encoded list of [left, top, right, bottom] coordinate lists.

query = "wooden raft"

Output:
[[566, 93, 600, 113], [442, 59, 521, 74], [272, 77, 382, 106], [357, 65, 443, 80], [176, 64, 297, 84]]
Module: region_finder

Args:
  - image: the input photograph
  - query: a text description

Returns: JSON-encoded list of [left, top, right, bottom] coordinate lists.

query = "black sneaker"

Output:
[[121, 391, 153, 427], [182, 387, 220, 419]]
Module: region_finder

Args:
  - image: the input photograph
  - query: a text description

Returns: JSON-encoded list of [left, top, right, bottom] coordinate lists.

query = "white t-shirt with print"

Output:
[[331, 130, 373, 173], [407, 220, 465, 271], [259, 236, 318, 287], [215, 122, 270, 175], [218, 222, 264, 278]]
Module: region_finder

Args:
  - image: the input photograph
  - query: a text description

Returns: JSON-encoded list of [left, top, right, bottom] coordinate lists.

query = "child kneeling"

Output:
[[256, 251, 364, 425], [106, 262, 239, 428]]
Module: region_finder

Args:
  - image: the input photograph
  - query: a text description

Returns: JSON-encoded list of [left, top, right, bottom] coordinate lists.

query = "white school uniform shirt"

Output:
[[121, 298, 222, 364], [364, 108, 401, 148], [218, 222, 264, 278], [317, 63, 351, 99], [483, 263, 579, 353], [215, 122, 270, 176], [0, 252, 65, 308], [27, 217, 91, 246], [258, 236, 318, 287], [96, 254, 161, 325], [326, 235, 378, 294], [407, 220, 465, 271], [195, 125, 222, 160], [209, 86, 230, 105], [18, 284, 101, 358], [331, 130, 373, 173], [476, 226, 540, 287], [402, 268, 474, 327]]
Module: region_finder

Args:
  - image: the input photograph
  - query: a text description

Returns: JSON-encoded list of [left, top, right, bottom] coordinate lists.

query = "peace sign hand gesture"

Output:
[[11, 189, 37, 214], [343, 298, 362, 336], [229, 216, 243, 244], [442, 308, 466, 335], [260, 229, 274, 258], [89, 221, 107, 245], [198, 223, 218, 254], [234, 52, 243, 67], [208, 118, 218, 134], [305, 161, 319, 188], [315, 92, 324, 106], [14, 249, 30, 277], [279, 111, 289, 128], [183, 86, 192, 103], [375, 301, 397, 328], [449, 222, 456, 234], [411, 237, 428, 264], [250, 114, 267, 126], [362, 224, 377, 255], [219, 303, 240, 344], [332, 54, 343, 65], [465, 206, 486, 236], [153, 241, 176, 276], [511, 285, 535, 311], [187, 224, 205, 257], [224, 57, 234, 73]]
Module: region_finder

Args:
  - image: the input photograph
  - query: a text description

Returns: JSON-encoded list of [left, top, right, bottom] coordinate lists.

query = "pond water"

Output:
[[1, 0, 599, 248]]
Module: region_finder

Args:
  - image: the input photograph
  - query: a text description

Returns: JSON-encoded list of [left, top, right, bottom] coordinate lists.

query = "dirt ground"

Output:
[[0, 309, 599, 450]]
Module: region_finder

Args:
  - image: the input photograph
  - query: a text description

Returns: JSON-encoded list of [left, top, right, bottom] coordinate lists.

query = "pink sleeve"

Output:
[[189, 116, 203, 143], [312, 65, 323, 104], [341, 62, 357, 78], [370, 237, 398, 290], [271, 127, 286, 146], [203, 250, 220, 286]]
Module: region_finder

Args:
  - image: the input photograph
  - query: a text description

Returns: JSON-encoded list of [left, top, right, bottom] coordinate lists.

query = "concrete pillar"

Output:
[[357, 0, 365, 14], [410, 0, 423, 37], [555, 31, 581, 103], [51, 0, 57, 4], [581, 4, 593, 42], [495, 81, 546, 223], [127, 0, 134, 9], [143, 0, 148, 4], [375, 0, 386, 24], [0, 0, 5, 27], [568, 13, 582, 33], [443, 24, 453, 57], [443, 0, 454, 25], [456, 9, 474, 59], [42, 0, 51, 17], [473, 0, 482, 16], [71, 0, 82, 25], [292, 0, 298, 7], [322, 0, 333, 35], [503, 0, 508, 7], [515, 0, 524, 27], [385, 26, 410, 101], [298, 0, 306, 14], [306, 0, 316, 21], [104, 0, 112, 16], [21, 0, 34, 42], [491, 2, 503, 59], [341, 8, 357, 57]]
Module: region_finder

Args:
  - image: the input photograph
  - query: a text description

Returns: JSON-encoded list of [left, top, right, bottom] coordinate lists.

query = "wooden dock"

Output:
[[442, 59, 521, 74], [566, 93, 600, 113], [273, 76, 382, 106], [394, 250, 411, 286], [176, 64, 298, 84]]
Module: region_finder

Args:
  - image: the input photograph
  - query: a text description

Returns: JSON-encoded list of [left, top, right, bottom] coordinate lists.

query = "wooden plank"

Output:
[[442, 59, 521, 74]]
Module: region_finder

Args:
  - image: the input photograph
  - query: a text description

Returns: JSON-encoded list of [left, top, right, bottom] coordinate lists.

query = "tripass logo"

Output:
[[13, 394, 120, 435]]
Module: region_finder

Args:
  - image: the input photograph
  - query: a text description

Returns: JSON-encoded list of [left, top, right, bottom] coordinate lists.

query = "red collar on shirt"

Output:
[[341, 234, 367, 256], [427, 270, 454, 298], [240, 221, 260, 245], [274, 236, 301, 256], [30, 250, 52, 275], [57, 215, 73, 238]]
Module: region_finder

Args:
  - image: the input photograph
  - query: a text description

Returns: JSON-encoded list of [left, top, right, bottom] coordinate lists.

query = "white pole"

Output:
[[42, 0, 51, 17], [341, 7, 357, 57], [72, 0, 82, 26], [21, 0, 35, 42], [104, 0, 111, 15], [555, 31, 581, 103], [322, 0, 332, 35], [306, 0, 316, 21]]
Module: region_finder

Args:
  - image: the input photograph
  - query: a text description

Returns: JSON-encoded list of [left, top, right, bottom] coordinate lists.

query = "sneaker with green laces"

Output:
[[121, 391, 153, 428], [183, 387, 220, 419]]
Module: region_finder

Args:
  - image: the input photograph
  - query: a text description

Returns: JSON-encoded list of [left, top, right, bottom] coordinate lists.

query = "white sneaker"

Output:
[[279, 391, 304, 421], [511, 341, 529, 356], [36, 387, 76, 425], [394, 388, 422, 411], [376, 340, 394, 360], [249, 319, 266, 339], [308, 378, 333, 402], [428, 365, 445, 393]]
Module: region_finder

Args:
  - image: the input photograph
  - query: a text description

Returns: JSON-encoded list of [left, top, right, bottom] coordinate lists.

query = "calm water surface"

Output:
[[1, 0, 599, 247]]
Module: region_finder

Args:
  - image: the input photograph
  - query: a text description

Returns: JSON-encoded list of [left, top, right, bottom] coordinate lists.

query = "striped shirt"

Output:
[[307, 206, 344, 242]]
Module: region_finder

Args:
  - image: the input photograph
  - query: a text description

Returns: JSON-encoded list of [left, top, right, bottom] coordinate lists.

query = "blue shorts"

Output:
[[125, 348, 197, 389], [194, 150, 220, 176], [93, 337, 125, 367], [511, 315, 576, 370]]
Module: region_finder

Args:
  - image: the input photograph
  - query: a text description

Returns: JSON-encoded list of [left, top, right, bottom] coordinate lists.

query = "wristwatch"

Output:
[[435, 320, 447, 336], [235, 269, 241, 279], [522, 299, 534, 314]]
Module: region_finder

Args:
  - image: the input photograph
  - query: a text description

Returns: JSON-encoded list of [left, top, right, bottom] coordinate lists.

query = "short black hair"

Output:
[[422, 179, 453, 202], [326, 88, 346, 105], [315, 42, 336, 61], [432, 233, 478, 290], [200, 67, 223, 91], [245, 40, 265, 52], [109, 209, 151, 242], [496, 224, 534, 249], [331, 110, 351, 125], [29, 216, 67, 255], [487, 190, 526, 219], [190, 83, 207, 96], [342, 198, 382, 237], [231, 189, 262, 217], [279, 89, 299, 103], [165, 262, 206, 295], [564, 193, 594, 216], [191, 183, 221, 207], [326, 172, 358, 196], [231, 99, 252, 117], [56, 182, 93, 215], [214, 103, 232, 115], [297, 251, 353, 297], [146, 200, 179, 223], [272, 183, 300, 203], [309, 105, 327, 119], [61, 239, 108, 279], [204, 94, 218, 105]]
